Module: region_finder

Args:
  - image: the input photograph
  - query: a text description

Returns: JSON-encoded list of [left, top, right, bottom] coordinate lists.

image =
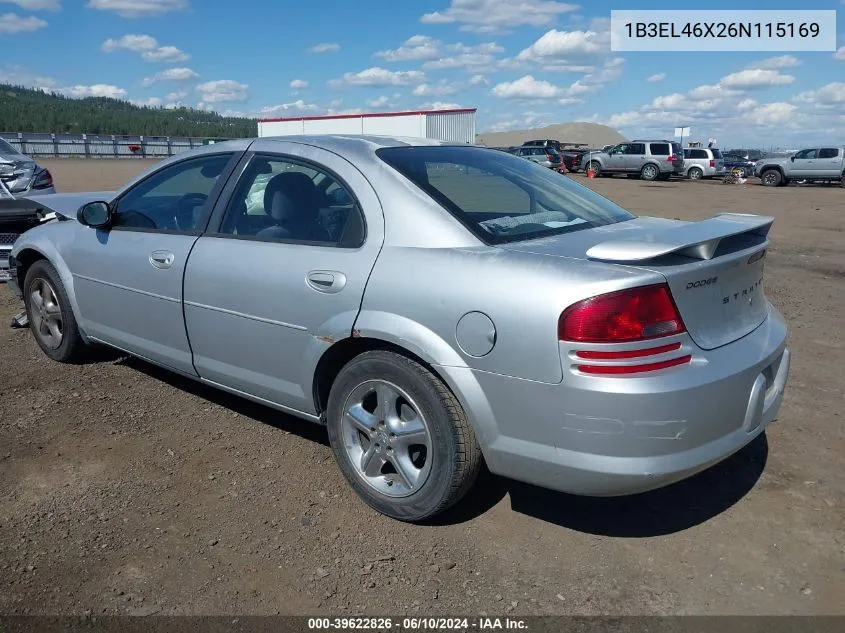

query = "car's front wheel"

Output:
[[326, 350, 482, 522], [760, 169, 782, 187], [24, 260, 89, 363]]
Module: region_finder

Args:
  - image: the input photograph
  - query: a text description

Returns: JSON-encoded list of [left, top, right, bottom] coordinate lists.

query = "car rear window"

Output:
[[711, 149, 723, 158], [650, 143, 671, 156], [377, 146, 634, 244]]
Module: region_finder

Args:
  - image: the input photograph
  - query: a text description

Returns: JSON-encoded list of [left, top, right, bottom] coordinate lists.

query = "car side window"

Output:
[[794, 149, 817, 160], [627, 143, 646, 155], [649, 143, 670, 156], [219, 155, 365, 247], [114, 153, 232, 232], [819, 148, 840, 159]]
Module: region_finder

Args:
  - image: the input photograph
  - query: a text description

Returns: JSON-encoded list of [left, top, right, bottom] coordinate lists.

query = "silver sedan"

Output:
[[8, 136, 790, 521]]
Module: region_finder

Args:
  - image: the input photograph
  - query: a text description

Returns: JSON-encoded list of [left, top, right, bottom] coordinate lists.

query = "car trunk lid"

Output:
[[500, 213, 773, 350]]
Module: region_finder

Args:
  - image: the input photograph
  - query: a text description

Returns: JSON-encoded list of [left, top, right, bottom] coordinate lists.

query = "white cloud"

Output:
[[646, 72, 666, 82], [0, 0, 60, 9], [196, 79, 249, 103], [418, 101, 462, 110], [257, 100, 319, 117], [515, 28, 609, 64], [413, 80, 459, 97], [719, 69, 795, 90], [289, 79, 309, 89], [421, 0, 579, 34], [329, 66, 425, 87], [491, 75, 563, 99], [86, 0, 186, 17], [0, 12, 47, 32], [794, 82, 845, 106], [141, 66, 197, 86], [650, 93, 685, 109], [165, 89, 187, 100], [309, 42, 340, 53], [102, 33, 156, 51], [736, 98, 758, 110], [102, 35, 188, 62], [61, 84, 127, 99], [485, 110, 548, 132], [748, 102, 796, 126], [469, 74, 487, 85], [376, 35, 441, 61], [749, 55, 801, 70], [688, 83, 740, 100], [366, 95, 390, 107], [411, 41, 503, 71], [142, 45, 188, 62], [835, 46, 845, 61]]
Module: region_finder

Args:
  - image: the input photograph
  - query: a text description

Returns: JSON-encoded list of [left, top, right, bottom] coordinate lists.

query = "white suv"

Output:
[[682, 147, 726, 180]]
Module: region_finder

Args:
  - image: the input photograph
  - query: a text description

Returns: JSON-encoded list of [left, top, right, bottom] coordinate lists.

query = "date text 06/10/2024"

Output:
[[307, 617, 528, 630]]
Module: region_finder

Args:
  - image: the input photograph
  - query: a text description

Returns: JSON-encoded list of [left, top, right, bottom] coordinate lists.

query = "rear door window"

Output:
[[650, 143, 671, 156], [690, 149, 708, 159], [819, 148, 840, 159]]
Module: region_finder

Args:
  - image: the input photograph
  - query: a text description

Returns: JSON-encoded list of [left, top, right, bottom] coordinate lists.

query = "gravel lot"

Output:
[[1, 159, 843, 616]]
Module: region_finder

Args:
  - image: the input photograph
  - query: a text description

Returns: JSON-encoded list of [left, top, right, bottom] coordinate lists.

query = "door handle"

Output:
[[149, 250, 175, 269], [306, 270, 347, 294]]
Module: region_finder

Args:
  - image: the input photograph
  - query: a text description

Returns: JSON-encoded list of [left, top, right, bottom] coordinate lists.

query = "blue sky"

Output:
[[1, 0, 844, 146]]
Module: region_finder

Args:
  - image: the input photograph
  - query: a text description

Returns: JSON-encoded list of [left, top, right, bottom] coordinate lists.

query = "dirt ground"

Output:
[[1, 159, 843, 616]]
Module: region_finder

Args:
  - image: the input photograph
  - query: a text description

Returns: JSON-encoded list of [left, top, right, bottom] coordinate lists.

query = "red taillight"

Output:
[[667, 154, 675, 162], [575, 342, 681, 360], [709, 159, 715, 168], [558, 284, 686, 343]]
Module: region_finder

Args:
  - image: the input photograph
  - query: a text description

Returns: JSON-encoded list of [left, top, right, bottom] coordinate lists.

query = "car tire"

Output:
[[687, 167, 704, 180], [760, 169, 782, 187], [587, 161, 601, 176], [23, 259, 89, 363], [640, 164, 659, 181], [326, 350, 482, 522], [738, 167, 749, 178]]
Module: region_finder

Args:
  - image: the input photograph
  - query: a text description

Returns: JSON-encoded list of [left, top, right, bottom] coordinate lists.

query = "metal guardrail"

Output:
[[0, 133, 237, 158]]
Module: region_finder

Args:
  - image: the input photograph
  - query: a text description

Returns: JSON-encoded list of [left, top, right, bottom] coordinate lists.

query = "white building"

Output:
[[257, 108, 476, 144]]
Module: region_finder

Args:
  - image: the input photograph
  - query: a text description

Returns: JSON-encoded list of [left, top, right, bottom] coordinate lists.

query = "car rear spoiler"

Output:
[[586, 213, 774, 262], [0, 191, 115, 222]]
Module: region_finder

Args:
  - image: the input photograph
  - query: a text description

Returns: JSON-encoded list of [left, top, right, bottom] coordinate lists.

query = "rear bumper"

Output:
[[466, 305, 790, 496]]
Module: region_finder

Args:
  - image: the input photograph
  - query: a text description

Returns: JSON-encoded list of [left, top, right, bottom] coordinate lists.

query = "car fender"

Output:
[[350, 309, 501, 448], [11, 232, 91, 344]]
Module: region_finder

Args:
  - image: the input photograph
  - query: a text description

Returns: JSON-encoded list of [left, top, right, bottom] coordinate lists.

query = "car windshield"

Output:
[[377, 146, 634, 244]]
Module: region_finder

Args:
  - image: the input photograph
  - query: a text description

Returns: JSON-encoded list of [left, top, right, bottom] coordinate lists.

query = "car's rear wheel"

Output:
[[641, 164, 659, 181], [760, 169, 782, 187], [326, 350, 481, 522], [24, 260, 89, 363], [687, 167, 704, 180]]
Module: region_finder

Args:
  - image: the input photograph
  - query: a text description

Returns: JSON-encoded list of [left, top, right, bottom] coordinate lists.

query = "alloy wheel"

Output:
[[340, 379, 433, 498], [29, 278, 63, 349]]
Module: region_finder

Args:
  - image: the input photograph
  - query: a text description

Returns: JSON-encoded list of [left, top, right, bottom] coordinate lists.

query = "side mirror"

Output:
[[77, 201, 112, 228]]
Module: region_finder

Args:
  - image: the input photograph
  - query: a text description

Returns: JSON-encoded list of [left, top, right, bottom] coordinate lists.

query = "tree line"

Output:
[[0, 84, 257, 138]]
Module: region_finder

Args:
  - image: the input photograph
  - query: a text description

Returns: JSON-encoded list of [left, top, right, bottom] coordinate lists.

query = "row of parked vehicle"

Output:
[[496, 139, 845, 188]]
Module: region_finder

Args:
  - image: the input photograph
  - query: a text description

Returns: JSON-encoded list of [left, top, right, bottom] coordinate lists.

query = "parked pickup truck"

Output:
[[755, 147, 845, 187]]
